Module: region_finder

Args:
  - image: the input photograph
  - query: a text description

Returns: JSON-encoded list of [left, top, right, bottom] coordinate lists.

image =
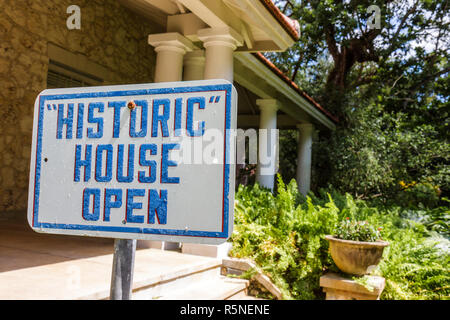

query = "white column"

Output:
[[181, 28, 242, 259], [296, 123, 314, 195], [198, 27, 243, 82], [146, 32, 193, 251], [256, 99, 279, 191], [183, 50, 205, 81], [148, 32, 195, 83]]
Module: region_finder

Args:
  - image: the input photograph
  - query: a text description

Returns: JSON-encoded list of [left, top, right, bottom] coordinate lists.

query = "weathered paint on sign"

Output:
[[27, 80, 237, 244]]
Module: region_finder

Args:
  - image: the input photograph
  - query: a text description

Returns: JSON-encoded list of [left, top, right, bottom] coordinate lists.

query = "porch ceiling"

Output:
[[119, 0, 296, 51], [234, 53, 337, 130], [234, 83, 311, 130], [118, 0, 169, 28]]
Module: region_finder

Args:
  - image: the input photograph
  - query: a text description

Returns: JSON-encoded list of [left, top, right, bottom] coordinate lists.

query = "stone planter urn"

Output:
[[325, 235, 389, 276]]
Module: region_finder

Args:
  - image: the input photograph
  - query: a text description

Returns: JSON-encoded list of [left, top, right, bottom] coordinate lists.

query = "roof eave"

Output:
[[258, 0, 300, 41], [235, 52, 338, 130]]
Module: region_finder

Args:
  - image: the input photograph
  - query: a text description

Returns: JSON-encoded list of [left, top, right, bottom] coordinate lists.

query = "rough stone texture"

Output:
[[0, 0, 159, 212]]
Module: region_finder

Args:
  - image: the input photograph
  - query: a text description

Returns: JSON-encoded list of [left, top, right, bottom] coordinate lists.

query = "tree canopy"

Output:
[[271, 0, 449, 202]]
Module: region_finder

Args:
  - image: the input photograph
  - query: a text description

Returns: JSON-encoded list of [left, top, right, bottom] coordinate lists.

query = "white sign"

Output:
[[27, 80, 237, 245]]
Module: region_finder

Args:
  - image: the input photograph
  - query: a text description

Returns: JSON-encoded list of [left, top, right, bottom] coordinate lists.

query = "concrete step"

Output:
[[131, 257, 251, 300], [166, 277, 249, 300], [132, 263, 222, 300], [134, 276, 249, 300], [226, 289, 265, 300]]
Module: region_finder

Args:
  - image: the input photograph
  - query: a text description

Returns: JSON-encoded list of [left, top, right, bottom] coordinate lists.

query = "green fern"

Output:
[[230, 175, 450, 300]]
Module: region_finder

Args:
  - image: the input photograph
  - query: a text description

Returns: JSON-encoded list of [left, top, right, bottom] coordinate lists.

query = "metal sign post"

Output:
[[110, 239, 136, 300]]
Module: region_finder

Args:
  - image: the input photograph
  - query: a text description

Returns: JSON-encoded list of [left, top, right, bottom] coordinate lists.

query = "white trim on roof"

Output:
[[235, 52, 336, 130]]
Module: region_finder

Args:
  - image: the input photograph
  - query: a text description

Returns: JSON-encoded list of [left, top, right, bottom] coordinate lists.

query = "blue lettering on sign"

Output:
[[161, 143, 180, 184], [186, 97, 205, 137], [138, 144, 157, 183], [117, 144, 135, 183], [126, 189, 145, 223], [68, 96, 212, 227], [104, 189, 122, 222], [130, 100, 148, 138], [174, 98, 182, 137], [151, 99, 170, 137], [81, 188, 169, 225], [76, 103, 84, 139], [108, 101, 126, 138], [87, 102, 104, 139], [57, 96, 209, 140], [82, 188, 100, 221], [148, 189, 168, 224], [74, 144, 92, 182], [57, 103, 73, 139], [95, 144, 113, 182]]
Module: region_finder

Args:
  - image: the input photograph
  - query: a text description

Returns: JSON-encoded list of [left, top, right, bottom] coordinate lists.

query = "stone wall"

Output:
[[0, 0, 160, 212]]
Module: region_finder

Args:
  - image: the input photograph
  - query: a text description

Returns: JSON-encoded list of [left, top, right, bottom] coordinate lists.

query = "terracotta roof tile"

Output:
[[259, 0, 300, 40]]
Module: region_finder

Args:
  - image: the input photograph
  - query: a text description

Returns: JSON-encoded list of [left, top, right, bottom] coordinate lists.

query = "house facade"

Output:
[[0, 0, 336, 217]]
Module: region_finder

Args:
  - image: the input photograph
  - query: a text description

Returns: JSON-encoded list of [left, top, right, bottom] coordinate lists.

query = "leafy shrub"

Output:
[[396, 180, 442, 208], [378, 233, 450, 300], [400, 201, 450, 238], [231, 177, 450, 300], [313, 101, 450, 203], [335, 219, 382, 242], [230, 176, 339, 299]]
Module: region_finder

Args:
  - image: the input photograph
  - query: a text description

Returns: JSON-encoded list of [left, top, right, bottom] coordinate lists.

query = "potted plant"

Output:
[[325, 219, 389, 276]]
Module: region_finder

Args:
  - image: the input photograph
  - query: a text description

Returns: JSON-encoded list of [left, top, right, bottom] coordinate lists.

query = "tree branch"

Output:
[[384, 0, 419, 58], [325, 23, 340, 62], [410, 66, 450, 92], [291, 61, 301, 81]]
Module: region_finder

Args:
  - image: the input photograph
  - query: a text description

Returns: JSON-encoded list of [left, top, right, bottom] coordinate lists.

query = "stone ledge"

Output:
[[320, 273, 385, 300], [222, 258, 283, 300]]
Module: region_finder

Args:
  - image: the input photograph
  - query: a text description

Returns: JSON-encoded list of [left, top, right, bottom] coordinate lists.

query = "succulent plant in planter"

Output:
[[325, 219, 389, 276]]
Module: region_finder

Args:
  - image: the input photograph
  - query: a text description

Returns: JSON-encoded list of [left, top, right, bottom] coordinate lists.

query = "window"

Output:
[[46, 60, 103, 88]]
